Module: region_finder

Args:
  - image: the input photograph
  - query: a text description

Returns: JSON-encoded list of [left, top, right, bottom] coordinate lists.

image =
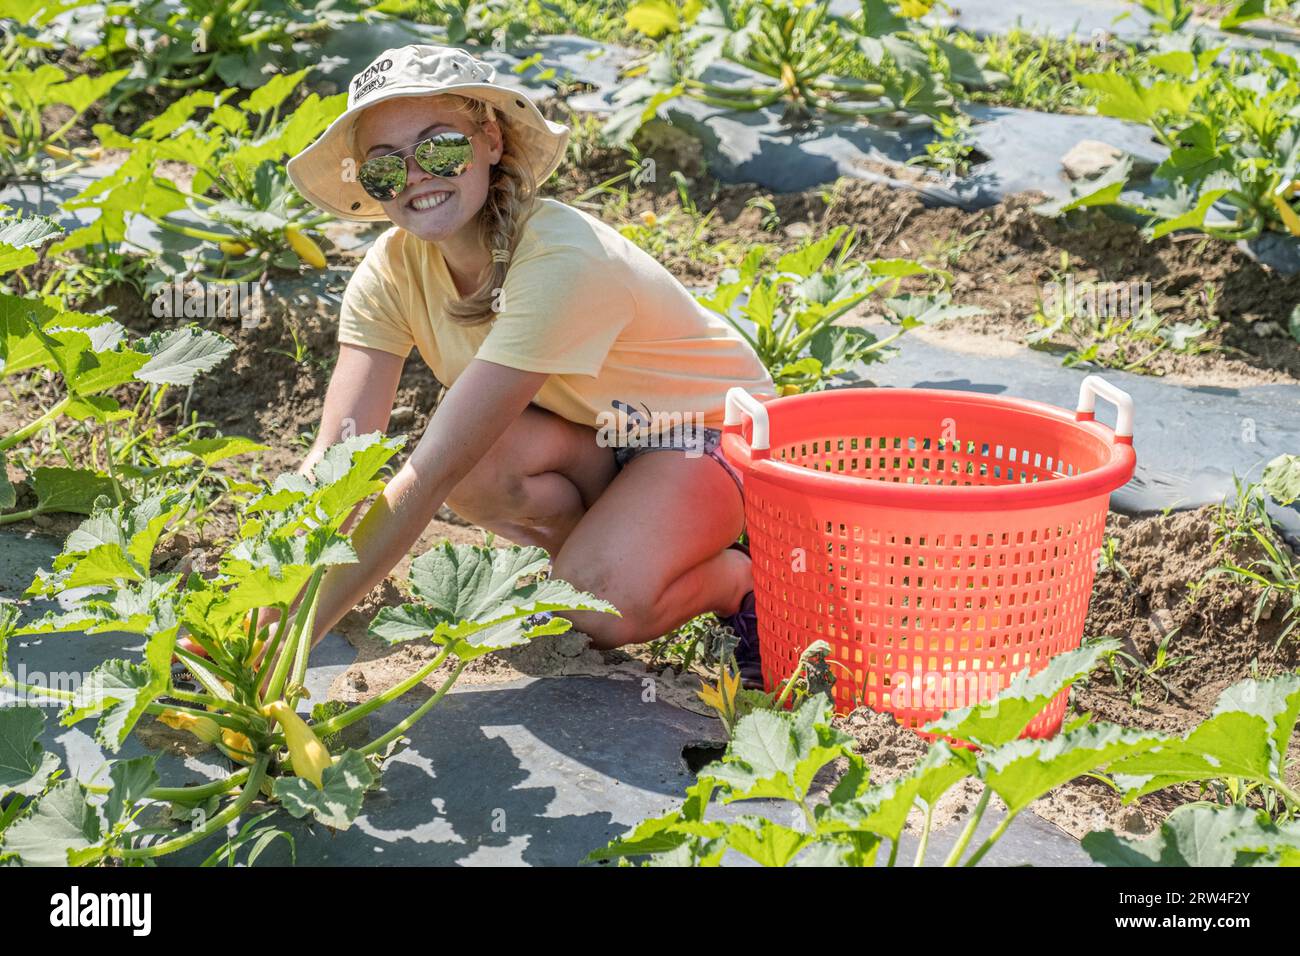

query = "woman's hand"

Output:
[[305, 359, 549, 645], [175, 606, 280, 668]]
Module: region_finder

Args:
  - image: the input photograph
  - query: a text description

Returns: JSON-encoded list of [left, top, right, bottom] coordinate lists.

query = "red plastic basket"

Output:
[[721, 376, 1137, 740]]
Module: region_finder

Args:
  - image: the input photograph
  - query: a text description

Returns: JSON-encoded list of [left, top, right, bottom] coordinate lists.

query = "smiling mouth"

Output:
[[408, 191, 451, 211]]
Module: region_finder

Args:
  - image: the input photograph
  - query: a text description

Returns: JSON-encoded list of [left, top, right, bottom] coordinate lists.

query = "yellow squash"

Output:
[[284, 226, 326, 269], [262, 700, 332, 788], [1271, 182, 1300, 236]]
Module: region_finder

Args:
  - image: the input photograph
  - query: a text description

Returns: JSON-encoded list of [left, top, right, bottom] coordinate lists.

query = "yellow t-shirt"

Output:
[[337, 198, 775, 432]]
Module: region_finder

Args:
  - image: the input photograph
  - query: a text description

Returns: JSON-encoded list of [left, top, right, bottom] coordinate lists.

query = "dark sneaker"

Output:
[[719, 539, 762, 689], [720, 590, 763, 690]]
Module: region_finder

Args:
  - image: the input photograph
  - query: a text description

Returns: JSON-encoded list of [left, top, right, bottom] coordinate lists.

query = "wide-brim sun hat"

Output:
[[287, 44, 570, 222]]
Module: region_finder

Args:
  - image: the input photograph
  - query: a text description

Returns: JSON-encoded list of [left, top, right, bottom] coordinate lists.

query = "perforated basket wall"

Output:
[[723, 388, 1135, 740]]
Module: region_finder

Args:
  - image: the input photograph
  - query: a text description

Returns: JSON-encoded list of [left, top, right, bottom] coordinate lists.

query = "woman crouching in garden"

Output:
[[282, 44, 774, 680]]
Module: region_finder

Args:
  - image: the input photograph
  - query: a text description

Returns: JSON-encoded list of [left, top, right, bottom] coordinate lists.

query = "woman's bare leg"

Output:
[[443, 404, 750, 646], [443, 404, 617, 554], [551, 451, 750, 648]]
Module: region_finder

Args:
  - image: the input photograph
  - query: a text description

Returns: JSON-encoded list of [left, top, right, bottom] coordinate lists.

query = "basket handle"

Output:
[[1076, 375, 1135, 442], [723, 387, 770, 451]]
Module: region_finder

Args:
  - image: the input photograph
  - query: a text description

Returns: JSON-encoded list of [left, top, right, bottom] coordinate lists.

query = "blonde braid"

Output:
[[443, 100, 538, 327]]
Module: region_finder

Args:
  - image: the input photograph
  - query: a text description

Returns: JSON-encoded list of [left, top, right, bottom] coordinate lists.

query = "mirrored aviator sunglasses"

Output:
[[357, 131, 475, 202]]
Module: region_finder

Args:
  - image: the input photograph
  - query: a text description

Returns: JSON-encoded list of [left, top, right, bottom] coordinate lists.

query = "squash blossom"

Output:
[[221, 728, 256, 764], [262, 700, 332, 788], [284, 225, 327, 269], [158, 709, 222, 745]]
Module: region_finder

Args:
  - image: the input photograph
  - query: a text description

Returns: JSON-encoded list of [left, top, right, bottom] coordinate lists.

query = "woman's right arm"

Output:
[[222, 343, 406, 661], [300, 343, 406, 479]]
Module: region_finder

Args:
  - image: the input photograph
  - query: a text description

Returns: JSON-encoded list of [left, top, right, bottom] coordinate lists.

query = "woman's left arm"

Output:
[[308, 358, 548, 644]]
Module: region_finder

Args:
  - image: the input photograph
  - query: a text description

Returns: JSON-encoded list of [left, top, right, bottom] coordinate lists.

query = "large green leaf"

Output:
[[103, 755, 159, 830], [0, 778, 103, 866], [1108, 675, 1300, 798], [47, 68, 131, 114], [52, 149, 188, 255], [408, 542, 552, 621], [923, 640, 1118, 748], [135, 328, 234, 386], [231, 92, 346, 170], [243, 67, 313, 116], [819, 740, 976, 843], [371, 541, 617, 659], [61, 628, 176, 751], [883, 292, 986, 328], [177, 436, 268, 468], [135, 90, 218, 140], [30, 467, 117, 516], [1221, 0, 1269, 30], [273, 749, 374, 830], [790, 831, 880, 866], [585, 777, 725, 863], [1143, 178, 1235, 239], [0, 707, 60, 799], [1262, 453, 1300, 505], [980, 723, 1165, 814], [1083, 804, 1300, 867], [60, 543, 143, 589], [705, 697, 851, 804], [774, 229, 844, 279], [0, 212, 62, 274], [65, 345, 149, 396], [308, 433, 404, 527], [723, 816, 814, 867], [0, 292, 59, 378], [1076, 73, 1201, 125], [211, 564, 316, 625]]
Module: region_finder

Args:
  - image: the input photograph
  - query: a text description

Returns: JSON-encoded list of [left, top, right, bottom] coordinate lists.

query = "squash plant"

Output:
[[1, 212, 236, 523], [695, 226, 983, 393], [54, 69, 342, 281], [591, 641, 1300, 866], [81, 0, 411, 94], [0, 59, 127, 184], [0, 432, 617, 863], [1046, 44, 1300, 241], [605, 0, 960, 144]]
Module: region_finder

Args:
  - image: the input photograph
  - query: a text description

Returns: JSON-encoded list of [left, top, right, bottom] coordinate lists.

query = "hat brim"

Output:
[[287, 82, 570, 222]]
